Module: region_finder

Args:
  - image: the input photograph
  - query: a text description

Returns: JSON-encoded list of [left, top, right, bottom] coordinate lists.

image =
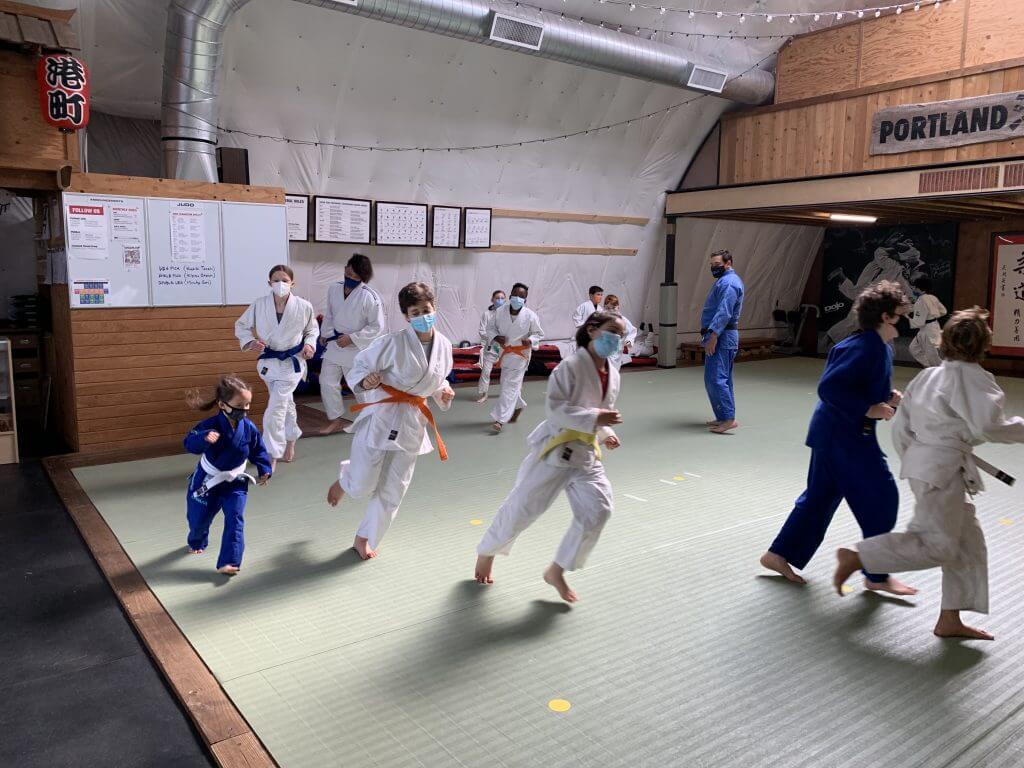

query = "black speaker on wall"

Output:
[[217, 147, 250, 185]]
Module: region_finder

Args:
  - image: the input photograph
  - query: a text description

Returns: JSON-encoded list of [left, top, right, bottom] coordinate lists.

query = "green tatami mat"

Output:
[[73, 358, 1024, 768]]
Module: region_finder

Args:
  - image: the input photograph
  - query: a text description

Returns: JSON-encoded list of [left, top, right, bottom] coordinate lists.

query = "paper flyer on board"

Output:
[[66, 204, 109, 259], [170, 209, 206, 263]]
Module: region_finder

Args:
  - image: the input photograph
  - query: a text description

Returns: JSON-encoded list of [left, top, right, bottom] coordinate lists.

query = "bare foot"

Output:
[[283, 441, 296, 463], [833, 548, 862, 596], [864, 576, 918, 596], [934, 610, 994, 640], [705, 419, 722, 427], [353, 536, 378, 560], [510, 408, 523, 423], [319, 418, 350, 436], [759, 551, 806, 584], [492, 421, 503, 433], [475, 555, 495, 584], [710, 420, 738, 434], [270, 457, 278, 473], [327, 480, 345, 507], [543, 563, 578, 603], [188, 547, 205, 555], [217, 565, 240, 575], [474, 393, 488, 404]]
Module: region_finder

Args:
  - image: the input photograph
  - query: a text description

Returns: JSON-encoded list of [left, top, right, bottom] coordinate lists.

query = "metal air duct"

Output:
[[162, 0, 775, 180]]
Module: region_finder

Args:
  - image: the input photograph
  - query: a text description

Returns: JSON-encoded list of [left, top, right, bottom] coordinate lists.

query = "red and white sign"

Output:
[[989, 233, 1024, 357], [37, 54, 90, 131], [66, 203, 108, 259]]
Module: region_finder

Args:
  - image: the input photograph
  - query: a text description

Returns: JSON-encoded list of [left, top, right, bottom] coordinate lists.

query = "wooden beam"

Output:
[[491, 208, 649, 226], [42, 457, 278, 768], [68, 173, 285, 204], [485, 244, 637, 256], [0, 1, 75, 23]]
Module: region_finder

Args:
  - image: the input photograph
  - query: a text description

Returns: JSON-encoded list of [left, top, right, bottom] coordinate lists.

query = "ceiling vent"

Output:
[[918, 165, 999, 194], [490, 13, 544, 51], [687, 66, 729, 94]]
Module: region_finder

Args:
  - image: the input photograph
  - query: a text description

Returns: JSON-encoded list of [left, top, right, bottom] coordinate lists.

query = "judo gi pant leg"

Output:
[[908, 334, 942, 368], [491, 357, 528, 424], [321, 358, 366, 421], [769, 441, 898, 582], [859, 478, 988, 613], [341, 429, 418, 550], [477, 448, 613, 571], [186, 476, 248, 569], [262, 377, 302, 458], [477, 349, 499, 395], [704, 346, 737, 422]]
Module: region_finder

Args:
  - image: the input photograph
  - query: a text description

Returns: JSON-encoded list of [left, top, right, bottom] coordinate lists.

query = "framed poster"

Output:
[[313, 196, 371, 244], [376, 201, 428, 246], [988, 232, 1024, 357], [464, 207, 492, 249], [431, 206, 462, 248], [285, 194, 309, 242]]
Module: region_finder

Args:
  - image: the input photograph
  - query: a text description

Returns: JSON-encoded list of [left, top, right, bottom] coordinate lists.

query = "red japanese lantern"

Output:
[[37, 53, 90, 132]]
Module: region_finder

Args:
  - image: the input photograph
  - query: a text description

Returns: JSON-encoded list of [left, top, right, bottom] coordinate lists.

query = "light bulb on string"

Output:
[[660, 7, 666, 15], [739, 13, 745, 23], [788, 14, 795, 23], [715, 11, 723, 19], [896, 5, 902, 12], [813, 13, 820, 21], [766, 14, 773, 22], [914, 3, 921, 10], [688, 10, 694, 20], [875, 9, 881, 16], [836, 12, 843, 20], [629, 3, 635, 10], [857, 10, 864, 17]]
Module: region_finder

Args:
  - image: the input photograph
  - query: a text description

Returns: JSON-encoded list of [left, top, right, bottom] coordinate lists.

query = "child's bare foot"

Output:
[[705, 419, 722, 427], [353, 536, 377, 560], [759, 551, 806, 584], [327, 480, 345, 507], [475, 555, 495, 584], [543, 563, 578, 603], [510, 408, 522, 423], [710, 420, 738, 434], [319, 418, 350, 436], [188, 547, 205, 555], [218, 565, 240, 575], [833, 548, 862, 595], [475, 393, 488, 404], [865, 576, 918, 596], [492, 421, 503, 433], [934, 610, 994, 640], [283, 441, 296, 462]]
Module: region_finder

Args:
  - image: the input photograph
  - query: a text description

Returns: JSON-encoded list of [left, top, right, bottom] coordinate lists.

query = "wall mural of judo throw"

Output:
[[819, 223, 957, 358]]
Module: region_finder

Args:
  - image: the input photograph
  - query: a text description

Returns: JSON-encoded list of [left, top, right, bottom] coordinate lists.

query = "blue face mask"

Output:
[[509, 296, 526, 310], [410, 313, 436, 333], [493, 298, 505, 309], [344, 277, 361, 290], [593, 330, 623, 359]]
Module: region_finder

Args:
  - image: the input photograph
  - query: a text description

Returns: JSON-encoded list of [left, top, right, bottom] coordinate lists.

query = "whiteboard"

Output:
[[64, 192, 150, 308], [147, 198, 224, 306], [376, 201, 427, 246], [223, 202, 289, 305]]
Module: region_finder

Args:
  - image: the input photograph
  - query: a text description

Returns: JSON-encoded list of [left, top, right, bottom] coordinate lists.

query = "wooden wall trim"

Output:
[[67, 173, 285, 204], [485, 244, 637, 256], [42, 457, 278, 768], [492, 208, 649, 226]]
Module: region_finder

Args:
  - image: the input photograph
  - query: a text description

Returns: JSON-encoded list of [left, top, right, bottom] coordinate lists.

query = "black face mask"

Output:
[[222, 404, 248, 422], [711, 266, 727, 279]]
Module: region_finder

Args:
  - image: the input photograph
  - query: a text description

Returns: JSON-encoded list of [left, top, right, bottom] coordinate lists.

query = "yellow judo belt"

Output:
[[539, 429, 602, 461]]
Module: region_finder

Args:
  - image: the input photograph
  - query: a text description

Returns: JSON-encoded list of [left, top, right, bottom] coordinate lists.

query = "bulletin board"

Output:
[[376, 201, 428, 246], [64, 192, 150, 308], [223, 202, 289, 305]]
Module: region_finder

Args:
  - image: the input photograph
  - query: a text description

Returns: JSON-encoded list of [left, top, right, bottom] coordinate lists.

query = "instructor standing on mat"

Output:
[[701, 249, 744, 434]]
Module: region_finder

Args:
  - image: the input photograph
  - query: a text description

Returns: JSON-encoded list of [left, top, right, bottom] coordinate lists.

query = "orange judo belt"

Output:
[[349, 384, 448, 461], [498, 343, 530, 365]]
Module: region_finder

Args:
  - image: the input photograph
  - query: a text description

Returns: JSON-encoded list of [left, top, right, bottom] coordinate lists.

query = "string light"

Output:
[[218, 52, 777, 155]]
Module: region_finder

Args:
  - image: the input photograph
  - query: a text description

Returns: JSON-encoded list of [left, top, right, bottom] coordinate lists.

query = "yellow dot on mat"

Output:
[[842, 585, 855, 594], [999, 518, 1013, 526], [548, 699, 572, 713], [673, 475, 686, 481], [470, 519, 483, 526]]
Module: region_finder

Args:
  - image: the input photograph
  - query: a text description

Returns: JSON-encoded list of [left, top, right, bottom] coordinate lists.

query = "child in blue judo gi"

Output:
[[184, 375, 272, 575], [759, 280, 917, 596]]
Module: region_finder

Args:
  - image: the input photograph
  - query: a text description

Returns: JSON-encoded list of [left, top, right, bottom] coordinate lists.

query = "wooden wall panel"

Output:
[[858, 2, 967, 89], [776, 25, 862, 104], [964, 0, 1024, 68], [720, 63, 1024, 185], [67, 173, 285, 204]]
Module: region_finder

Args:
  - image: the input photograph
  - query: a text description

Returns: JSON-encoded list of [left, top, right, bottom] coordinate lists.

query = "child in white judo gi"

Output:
[[487, 282, 544, 433], [602, 294, 638, 370], [326, 282, 455, 560], [475, 311, 626, 603], [573, 286, 604, 329], [834, 308, 1024, 640], [319, 253, 387, 435], [474, 289, 506, 404], [907, 276, 946, 368], [184, 376, 272, 575], [235, 265, 318, 469]]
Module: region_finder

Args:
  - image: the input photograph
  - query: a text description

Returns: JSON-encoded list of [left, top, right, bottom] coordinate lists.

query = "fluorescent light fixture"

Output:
[[829, 213, 878, 223]]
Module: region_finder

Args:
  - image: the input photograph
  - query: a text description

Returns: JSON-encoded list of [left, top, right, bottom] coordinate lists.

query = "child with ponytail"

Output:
[[184, 375, 273, 574]]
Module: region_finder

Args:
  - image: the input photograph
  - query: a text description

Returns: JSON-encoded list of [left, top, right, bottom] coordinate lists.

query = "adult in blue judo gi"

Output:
[[701, 249, 744, 434], [759, 280, 917, 596]]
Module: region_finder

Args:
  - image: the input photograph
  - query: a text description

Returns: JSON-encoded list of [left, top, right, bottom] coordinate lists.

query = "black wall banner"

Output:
[[820, 224, 957, 348], [871, 90, 1024, 155]]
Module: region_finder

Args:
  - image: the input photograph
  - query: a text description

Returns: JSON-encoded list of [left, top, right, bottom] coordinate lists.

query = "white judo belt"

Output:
[[196, 455, 258, 496], [975, 456, 1015, 486]]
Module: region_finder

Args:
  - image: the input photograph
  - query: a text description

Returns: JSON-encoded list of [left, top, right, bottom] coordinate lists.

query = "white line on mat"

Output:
[[659, 479, 677, 486], [623, 494, 648, 503]]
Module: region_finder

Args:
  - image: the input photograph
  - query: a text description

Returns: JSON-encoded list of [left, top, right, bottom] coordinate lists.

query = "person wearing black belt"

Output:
[[700, 249, 745, 434], [908, 275, 946, 367]]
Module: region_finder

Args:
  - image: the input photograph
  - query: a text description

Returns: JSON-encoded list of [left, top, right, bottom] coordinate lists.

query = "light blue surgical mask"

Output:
[[593, 330, 623, 359], [410, 313, 436, 333], [509, 296, 525, 310], [493, 298, 505, 309]]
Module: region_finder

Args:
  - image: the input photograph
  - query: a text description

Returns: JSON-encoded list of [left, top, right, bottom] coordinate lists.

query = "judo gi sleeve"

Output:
[[234, 303, 258, 349], [249, 429, 274, 477], [955, 370, 1024, 444], [708, 283, 739, 337], [351, 295, 386, 350], [546, 364, 601, 434]]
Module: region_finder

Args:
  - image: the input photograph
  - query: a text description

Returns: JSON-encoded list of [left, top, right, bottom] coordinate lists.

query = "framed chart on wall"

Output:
[[285, 194, 309, 242], [431, 206, 462, 248], [313, 196, 371, 244], [989, 232, 1024, 357], [464, 207, 492, 249], [376, 201, 428, 246]]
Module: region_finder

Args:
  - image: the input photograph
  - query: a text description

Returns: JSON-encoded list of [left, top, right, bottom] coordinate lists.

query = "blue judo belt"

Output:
[[258, 342, 305, 373]]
